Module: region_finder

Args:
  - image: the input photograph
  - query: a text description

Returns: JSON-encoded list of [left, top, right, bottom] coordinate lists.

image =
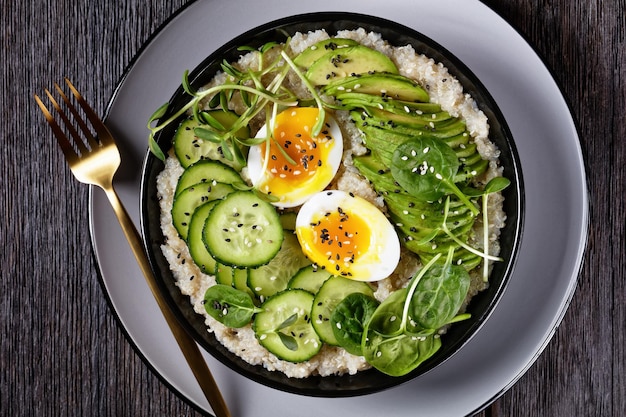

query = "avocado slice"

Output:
[[356, 108, 467, 138], [352, 154, 481, 270], [305, 45, 399, 86], [336, 92, 447, 119], [323, 73, 430, 103], [293, 38, 359, 68]]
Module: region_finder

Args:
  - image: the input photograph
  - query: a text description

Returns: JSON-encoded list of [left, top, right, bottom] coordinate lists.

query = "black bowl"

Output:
[[140, 12, 524, 398]]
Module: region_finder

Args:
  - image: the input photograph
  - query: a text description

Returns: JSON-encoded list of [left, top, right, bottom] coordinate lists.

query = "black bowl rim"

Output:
[[140, 11, 525, 398]]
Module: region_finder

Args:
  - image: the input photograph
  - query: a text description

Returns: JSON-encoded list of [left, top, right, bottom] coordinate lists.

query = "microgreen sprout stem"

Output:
[[398, 253, 442, 336], [441, 197, 503, 266], [280, 50, 326, 137]]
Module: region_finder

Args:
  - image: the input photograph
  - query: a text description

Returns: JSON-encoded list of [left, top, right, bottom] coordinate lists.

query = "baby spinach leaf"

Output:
[[391, 136, 459, 202], [366, 288, 408, 337], [362, 289, 441, 376], [408, 256, 471, 330], [391, 137, 479, 215], [362, 331, 441, 377], [360, 252, 469, 376], [204, 284, 261, 328], [331, 293, 380, 356]]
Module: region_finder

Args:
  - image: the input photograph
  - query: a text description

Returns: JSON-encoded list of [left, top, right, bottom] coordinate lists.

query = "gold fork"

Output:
[[35, 78, 231, 417]]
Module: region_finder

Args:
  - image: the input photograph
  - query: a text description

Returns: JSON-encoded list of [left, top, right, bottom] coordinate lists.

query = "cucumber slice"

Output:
[[171, 182, 235, 240], [248, 233, 311, 299], [253, 289, 321, 362], [233, 267, 255, 299], [215, 263, 256, 302], [288, 265, 332, 294], [187, 201, 219, 274], [173, 113, 248, 170], [215, 263, 234, 286], [203, 191, 283, 268], [175, 160, 246, 197], [311, 276, 374, 345]]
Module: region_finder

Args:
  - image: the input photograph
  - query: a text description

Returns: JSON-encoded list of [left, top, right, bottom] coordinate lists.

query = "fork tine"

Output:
[[42, 87, 91, 156], [64, 78, 114, 146], [34, 93, 80, 165], [53, 82, 100, 151]]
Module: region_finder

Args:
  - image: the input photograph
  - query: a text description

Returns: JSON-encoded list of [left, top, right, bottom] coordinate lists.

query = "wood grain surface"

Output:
[[2, 0, 623, 416]]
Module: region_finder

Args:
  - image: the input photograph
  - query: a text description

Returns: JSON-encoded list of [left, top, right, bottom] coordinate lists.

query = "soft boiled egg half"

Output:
[[247, 107, 343, 208], [296, 190, 400, 282]]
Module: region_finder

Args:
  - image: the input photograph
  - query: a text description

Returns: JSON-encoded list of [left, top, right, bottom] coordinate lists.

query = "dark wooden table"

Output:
[[2, 1, 623, 416]]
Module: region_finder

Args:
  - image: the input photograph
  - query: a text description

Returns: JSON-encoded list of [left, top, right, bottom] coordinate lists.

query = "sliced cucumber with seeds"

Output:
[[311, 276, 374, 345], [175, 160, 246, 197], [288, 265, 332, 294], [203, 191, 283, 268], [173, 113, 248, 171], [253, 289, 321, 362], [248, 233, 311, 298], [187, 201, 219, 274], [171, 182, 235, 240]]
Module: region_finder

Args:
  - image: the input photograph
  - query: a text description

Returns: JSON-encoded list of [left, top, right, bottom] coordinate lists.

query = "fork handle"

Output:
[[102, 186, 231, 417]]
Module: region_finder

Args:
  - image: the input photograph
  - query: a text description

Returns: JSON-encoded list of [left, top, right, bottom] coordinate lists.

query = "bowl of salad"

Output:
[[140, 12, 523, 397]]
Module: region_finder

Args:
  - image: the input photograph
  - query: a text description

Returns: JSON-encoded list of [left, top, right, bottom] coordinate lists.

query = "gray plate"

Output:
[[90, 0, 588, 416]]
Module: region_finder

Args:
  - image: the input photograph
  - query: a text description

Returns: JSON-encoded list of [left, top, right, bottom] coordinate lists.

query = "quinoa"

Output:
[[155, 29, 506, 378]]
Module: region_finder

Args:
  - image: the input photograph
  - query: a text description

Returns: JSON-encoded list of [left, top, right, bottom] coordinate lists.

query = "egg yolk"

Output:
[[260, 107, 334, 197], [301, 208, 372, 277]]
